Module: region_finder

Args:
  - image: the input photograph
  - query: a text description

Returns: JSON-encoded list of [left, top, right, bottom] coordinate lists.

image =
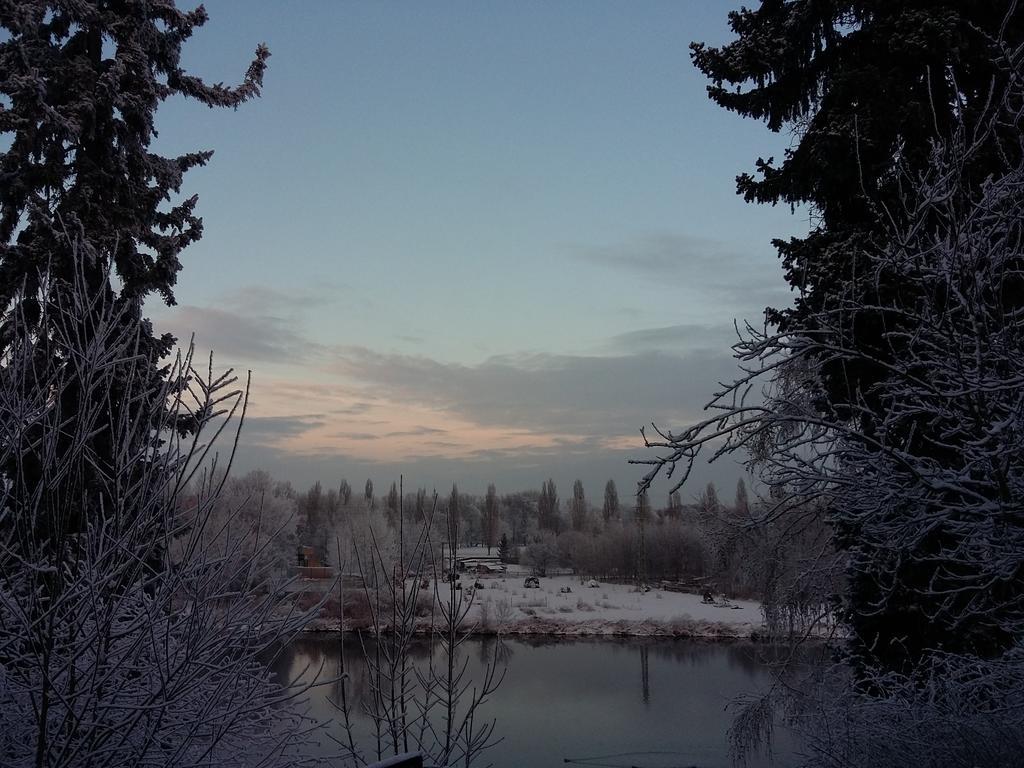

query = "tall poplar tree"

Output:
[[602, 479, 619, 524], [0, 2, 268, 542], [570, 479, 587, 532], [538, 478, 559, 532], [483, 483, 499, 553]]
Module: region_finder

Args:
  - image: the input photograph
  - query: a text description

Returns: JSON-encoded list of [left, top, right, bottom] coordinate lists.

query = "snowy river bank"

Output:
[[302, 575, 769, 639]]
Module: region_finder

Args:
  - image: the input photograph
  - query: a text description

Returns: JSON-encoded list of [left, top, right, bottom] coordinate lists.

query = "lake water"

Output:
[[276, 635, 797, 768]]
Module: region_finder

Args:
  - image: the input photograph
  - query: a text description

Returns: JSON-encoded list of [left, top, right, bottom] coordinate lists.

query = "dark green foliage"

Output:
[[692, 2, 1022, 407], [0, 1, 267, 542], [693, 2, 1024, 674]]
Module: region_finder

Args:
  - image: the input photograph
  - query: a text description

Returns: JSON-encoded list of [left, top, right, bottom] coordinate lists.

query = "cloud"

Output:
[[330, 345, 741, 438], [157, 305, 318, 363], [384, 426, 448, 438], [242, 414, 327, 442], [572, 232, 791, 309], [333, 402, 376, 416], [152, 283, 341, 365], [220, 284, 340, 313], [608, 323, 740, 354]]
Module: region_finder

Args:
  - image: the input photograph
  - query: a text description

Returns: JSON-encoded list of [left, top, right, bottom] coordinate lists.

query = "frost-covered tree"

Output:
[[195, 469, 298, 587], [0, 268, 317, 767], [640, 44, 1024, 718], [691, 1, 1024, 675], [538, 478, 560, 532], [0, 1, 268, 543], [692, 2, 1022, 359], [501, 491, 533, 545], [523, 531, 558, 576]]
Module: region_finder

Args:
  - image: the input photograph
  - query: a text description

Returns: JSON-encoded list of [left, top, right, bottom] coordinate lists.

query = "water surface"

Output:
[[277, 636, 796, 768]]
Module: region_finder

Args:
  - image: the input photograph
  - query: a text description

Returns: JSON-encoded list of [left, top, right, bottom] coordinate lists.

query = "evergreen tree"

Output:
[[0, 1, 268, 544], [364, 478, 374, 509], [339, 478, 352, 506], [497, 533, 512, 564], [602, 479, 620, 523], [694, 2, 1024, 674], [693, 3, 1022, 353]]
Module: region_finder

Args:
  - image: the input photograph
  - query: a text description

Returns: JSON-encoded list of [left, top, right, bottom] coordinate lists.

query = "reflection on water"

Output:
[[273, 636, 797, 768]]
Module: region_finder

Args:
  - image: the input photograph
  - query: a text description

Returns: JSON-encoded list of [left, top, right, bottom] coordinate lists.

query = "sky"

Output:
[[148, 1, 808, 504]]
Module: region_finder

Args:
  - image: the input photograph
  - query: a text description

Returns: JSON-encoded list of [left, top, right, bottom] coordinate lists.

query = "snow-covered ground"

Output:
[[300, 574, 767, 638], [460, 575, 763, 637]]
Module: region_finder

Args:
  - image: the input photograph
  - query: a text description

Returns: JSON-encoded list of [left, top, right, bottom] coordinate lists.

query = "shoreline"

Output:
[[300, 616, 765, 640]]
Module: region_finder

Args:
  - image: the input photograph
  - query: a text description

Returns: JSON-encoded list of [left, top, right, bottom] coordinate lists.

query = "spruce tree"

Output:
[[497, 533, 512, 564], [694, 2, 1024, 674], [0, 2, 268, 543], [693, 3, 1021, 346]]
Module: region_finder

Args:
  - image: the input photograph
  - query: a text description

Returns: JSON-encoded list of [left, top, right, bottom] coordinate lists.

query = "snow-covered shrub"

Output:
[[0, 269, 319, 767]]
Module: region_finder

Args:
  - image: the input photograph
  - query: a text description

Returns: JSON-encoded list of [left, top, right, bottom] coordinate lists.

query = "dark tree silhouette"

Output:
[[483, 483, 499, 553], [570, 479, 587, 531], [602, 479, 620, 523], [538, 478, 560, 532], [692, 2, 1024, 675], [0, 1, 267, 547]]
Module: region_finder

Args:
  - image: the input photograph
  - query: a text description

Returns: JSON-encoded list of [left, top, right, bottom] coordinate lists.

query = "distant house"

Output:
[[454, 547, 505, 575], [296, 545, 333, 580], [297, 545, 321, 568]]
